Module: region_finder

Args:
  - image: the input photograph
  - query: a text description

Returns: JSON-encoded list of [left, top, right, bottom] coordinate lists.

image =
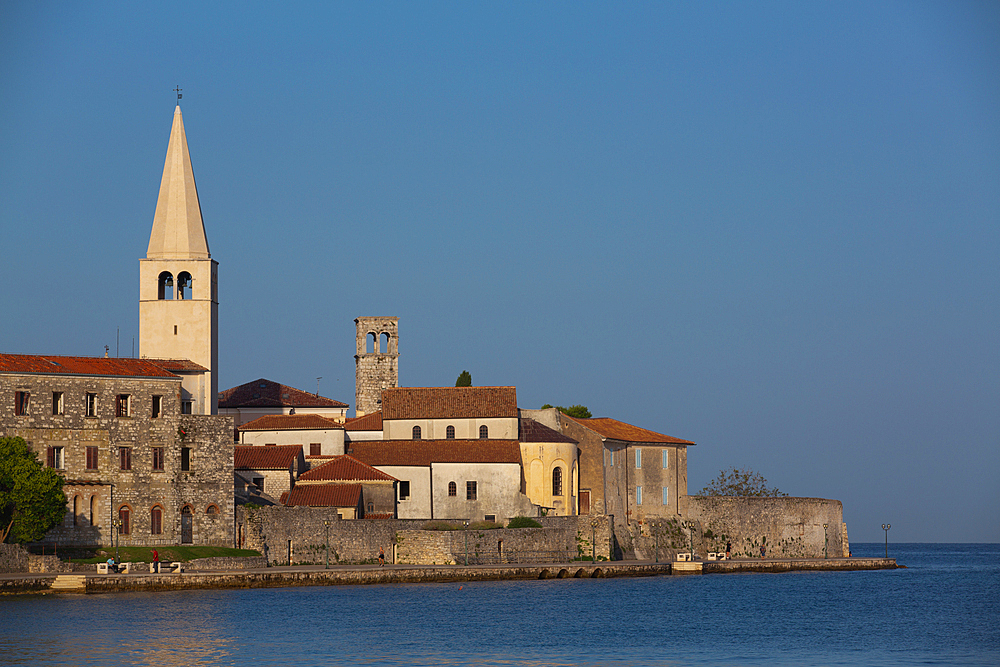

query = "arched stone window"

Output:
[[150, 505, 163, 535], [412, 425, 421, 440], [446, 425, 455, 439], [552, 467, 563, 497], [118, 505, 131, 535], [73, 495, 81, 526], [366, 332, 376, 354], [479, 425, 488, 439], [379, 332, 390, 354], [158, 271, 174, 300], [206, 504, 219, 515], [90, 495, 98, 526], [177, 271, 193, 300], [448, 481, 457, 497]]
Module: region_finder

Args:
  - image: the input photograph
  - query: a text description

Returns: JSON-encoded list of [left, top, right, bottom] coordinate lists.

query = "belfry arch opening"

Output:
[[366, 332, 376, 354], [380, 332, 390, 354], [177, 272, 192, 299], [158, 272, 174, 300]]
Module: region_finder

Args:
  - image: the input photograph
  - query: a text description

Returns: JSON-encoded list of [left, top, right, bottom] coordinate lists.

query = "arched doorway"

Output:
[[181, 505, 193, 544]]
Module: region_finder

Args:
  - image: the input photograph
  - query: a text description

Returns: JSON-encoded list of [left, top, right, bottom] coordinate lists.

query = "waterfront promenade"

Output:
[[0, 556, 897, 595]]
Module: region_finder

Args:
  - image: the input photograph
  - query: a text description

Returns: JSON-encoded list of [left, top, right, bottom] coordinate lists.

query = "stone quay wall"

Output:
[[679, 496, 849, 558], [237, 507, 614, 566], [0, 543, 29, 573]]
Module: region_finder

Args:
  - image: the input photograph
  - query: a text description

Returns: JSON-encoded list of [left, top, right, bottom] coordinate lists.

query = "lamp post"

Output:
[[464, 520, 469, 566], [654, 523, 659, 563], [324, 520, 330, 569], [113, 519, 121, 562], [590, 520, 597, 563], [882, 523, 891, 558], [823, 523, 828, 559]]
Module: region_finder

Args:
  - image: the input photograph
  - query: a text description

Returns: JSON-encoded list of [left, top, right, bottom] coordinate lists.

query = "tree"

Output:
[[698, 467, 787, 497], [455, 370, 472, 387], [0, 437, 67, 543], [540, 404, 593, 419]]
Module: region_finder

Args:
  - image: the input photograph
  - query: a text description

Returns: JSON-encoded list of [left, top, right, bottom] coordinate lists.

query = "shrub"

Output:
[[469, 520, 503, 530], [423, 521, 461, 531], [507, 516, 542, 529]]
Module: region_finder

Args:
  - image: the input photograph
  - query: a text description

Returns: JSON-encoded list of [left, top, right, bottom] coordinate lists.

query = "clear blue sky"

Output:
[[2, 1, 997, 542]]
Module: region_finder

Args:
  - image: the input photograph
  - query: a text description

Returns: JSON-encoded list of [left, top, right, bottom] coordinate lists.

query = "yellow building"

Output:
[[518, 418, 579, 516]]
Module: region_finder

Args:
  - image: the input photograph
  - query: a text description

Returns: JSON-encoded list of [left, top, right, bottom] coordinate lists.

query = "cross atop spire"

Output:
[[174, 85, 183, 102], [146, 106, 210, 259]]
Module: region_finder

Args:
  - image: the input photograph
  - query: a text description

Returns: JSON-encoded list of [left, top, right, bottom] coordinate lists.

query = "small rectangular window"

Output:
[[15, 391, 30, 416], [52, 392, 64, 416], [152, 447, 165, 471], [86, 393, 98, 417], [484, 514, 496, 523], [181, 401, 193, 415], [310, 443, 321, 456], [635, 448, 642, 468], [399, 481, 410, 501], [608, 449, 614, 467], [47, 446, 64, 469], [151, 395, 162, 418], [119, 447, 132, 471], [636, 485, 643, 505], [662, 486, 670, 505], [180, 447, 191, 471], [150, 507, 162, 535], [116, 394, 130, 417], [86, 446, 99, 470], [662, 449, 669, 469], [467, 481, 477, 501]]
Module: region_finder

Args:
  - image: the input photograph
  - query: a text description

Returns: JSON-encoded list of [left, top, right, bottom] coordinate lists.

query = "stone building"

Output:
[[238, 413, 346, 462], [288, 454, 398, 519], [0, 354, 233, 547], [354, 317, 399, 416], [343, 410, 383, 442], [380, 386, 519, 440]]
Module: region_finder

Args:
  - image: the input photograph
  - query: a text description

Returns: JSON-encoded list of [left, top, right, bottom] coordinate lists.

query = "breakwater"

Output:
[[0, 557, 897, 595]]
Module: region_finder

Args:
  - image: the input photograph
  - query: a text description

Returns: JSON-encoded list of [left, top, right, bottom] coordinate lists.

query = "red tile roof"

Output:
[[365, 512, 395, 520], [344, 411, 383, 431], [234, 445, 303, 469], [148, 359, 208, 372], [519, 418, 578, 444], [349, 440, 522, 467], [239, 414, 345, 431], [283, 484, 362, 508], [299, 455, 397, 482], [382, 386, 517, 420], [563, 415, 695, 445], [219, 378, 348, 409], [0, 354, 180, 378]]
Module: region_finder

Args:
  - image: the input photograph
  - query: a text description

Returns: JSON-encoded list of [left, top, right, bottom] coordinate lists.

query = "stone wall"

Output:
[[0, 543, 29, 573], [236, 507, 613, 566], [680, 495, 849, 558]]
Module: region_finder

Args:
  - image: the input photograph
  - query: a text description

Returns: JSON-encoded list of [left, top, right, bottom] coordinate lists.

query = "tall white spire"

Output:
[[146, 105, 210, 259]]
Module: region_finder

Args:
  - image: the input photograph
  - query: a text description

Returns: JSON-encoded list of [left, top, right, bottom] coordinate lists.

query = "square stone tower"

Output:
[[354, 317, 398, 416]]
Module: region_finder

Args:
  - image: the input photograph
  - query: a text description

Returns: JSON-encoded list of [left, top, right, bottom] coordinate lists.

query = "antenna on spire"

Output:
[[174, 85, 183, 103], [316, 377, 323, 397]]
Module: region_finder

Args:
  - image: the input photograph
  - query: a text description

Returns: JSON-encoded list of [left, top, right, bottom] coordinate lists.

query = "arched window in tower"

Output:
[[366, 332, 376, 354], [380, 332, 390, 354], [479, 425, 488, 439], [412, 425, 421, 440], [150, 505, 163, 535], [158, 271, 174, 300], [448, 481, 457, 497], [90, 495, 98, 526], [446, 425, 455, 439], [552, 466, 563, 497], [177, 272, 192, 300]]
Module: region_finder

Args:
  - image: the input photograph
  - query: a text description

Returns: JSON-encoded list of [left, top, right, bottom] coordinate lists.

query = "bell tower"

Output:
[[354, 317, 398, 416], [139, 105, 218, 414]]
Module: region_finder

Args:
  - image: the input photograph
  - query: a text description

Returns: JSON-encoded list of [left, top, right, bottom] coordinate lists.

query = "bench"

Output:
[[676, 553, 691, 562], [169, 562, 184, 573], [707, 552, 718, 560]]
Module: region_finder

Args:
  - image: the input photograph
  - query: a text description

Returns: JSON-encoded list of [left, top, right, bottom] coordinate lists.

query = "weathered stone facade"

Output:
[[1, 364, 234, 547], [680, 495, 849, 558], [354, 317, 398, 416]]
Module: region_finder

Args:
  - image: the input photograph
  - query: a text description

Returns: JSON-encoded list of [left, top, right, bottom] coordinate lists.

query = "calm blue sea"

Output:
[[1, 543, 998, 666]]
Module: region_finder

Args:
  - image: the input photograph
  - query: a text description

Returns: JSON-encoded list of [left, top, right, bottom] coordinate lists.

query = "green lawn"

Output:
[[66, 546, 261, 564]]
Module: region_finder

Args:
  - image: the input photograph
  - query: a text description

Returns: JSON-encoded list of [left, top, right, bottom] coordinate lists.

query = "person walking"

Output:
[[725, 541, 731, 560], [760, 544, 766, 559], [378, 546, 385, 567], [151, 549, 159, 573]]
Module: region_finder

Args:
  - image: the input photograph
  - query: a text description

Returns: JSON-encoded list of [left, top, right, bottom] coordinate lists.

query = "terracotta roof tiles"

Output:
[[382, 386, 517, 420], [234, 445, 303, 470], [0, 354, 180, 378], [519, 418, 578, 444], [219, 378, 348, 409], [283, 484, 362, 508], [239, 414, 345, 432], [299, 455, 397, 482], [344, 411, 383, 431], [563, 415, 695, 445]]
